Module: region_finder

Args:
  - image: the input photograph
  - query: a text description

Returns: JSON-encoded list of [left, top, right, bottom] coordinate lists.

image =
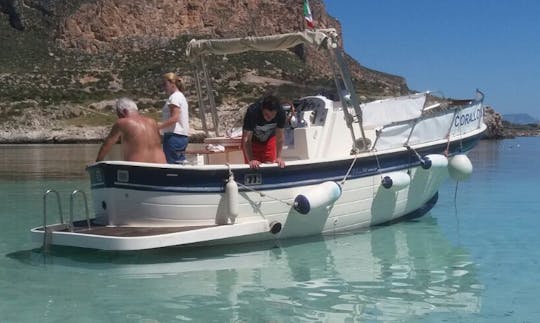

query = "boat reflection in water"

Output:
[[15, 216, 482, 321]]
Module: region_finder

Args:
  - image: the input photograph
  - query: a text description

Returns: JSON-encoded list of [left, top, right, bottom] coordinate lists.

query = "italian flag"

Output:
[[303, 0, 315, 29]]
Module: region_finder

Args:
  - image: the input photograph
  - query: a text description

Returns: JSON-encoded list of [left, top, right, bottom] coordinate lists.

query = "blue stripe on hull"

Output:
[[87, 134, 482, 193]]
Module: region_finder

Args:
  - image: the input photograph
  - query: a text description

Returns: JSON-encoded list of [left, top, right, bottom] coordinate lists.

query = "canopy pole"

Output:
[[193, 63, 209, 135], [201, 57, 220, 136], [331, 47, 368, 151], [328, 51, 358, 151]]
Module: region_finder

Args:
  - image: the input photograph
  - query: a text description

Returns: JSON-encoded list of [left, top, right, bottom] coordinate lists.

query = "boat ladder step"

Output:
[[42, 189, 91, 248]]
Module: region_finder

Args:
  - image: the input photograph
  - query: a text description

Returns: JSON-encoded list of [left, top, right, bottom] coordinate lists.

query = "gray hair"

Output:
[[115, 97, 138, 114]]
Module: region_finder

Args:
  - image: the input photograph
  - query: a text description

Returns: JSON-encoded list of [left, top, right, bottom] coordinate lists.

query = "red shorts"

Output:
[[245, 136, 276, 163]]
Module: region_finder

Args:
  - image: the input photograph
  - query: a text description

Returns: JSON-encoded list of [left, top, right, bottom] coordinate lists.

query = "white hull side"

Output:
[[90, 162, 447, 242]]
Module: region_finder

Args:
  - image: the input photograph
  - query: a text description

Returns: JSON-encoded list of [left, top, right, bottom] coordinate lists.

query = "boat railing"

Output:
[[69, 190, 91, 232], [42, 189, 64, 248], [371, 99, 484, 152], [41, 189, 91, 248]]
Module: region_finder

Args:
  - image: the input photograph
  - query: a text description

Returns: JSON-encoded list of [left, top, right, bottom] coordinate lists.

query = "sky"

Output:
[[323, 0, 540, 120]]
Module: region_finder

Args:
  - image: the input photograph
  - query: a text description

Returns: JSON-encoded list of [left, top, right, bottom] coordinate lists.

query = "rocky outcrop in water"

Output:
[[483, 106, 505, 139]]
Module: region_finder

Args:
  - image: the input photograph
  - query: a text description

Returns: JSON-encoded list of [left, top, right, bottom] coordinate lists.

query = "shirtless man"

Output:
[[95, 97, 166, 163]]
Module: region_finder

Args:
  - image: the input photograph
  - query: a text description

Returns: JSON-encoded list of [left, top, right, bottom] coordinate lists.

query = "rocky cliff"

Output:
[[0, 0, 513, 142], [483, 106, 505, 139], [0, 0, 411, 142]]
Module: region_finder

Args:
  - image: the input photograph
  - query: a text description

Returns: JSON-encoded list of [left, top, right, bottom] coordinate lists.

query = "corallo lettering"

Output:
[[454, 107, 483, 127]]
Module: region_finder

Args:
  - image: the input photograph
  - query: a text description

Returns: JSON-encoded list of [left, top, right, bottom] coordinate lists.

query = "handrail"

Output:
[[42, 189, 64, 248], [370, 99, 484, 152], [379, 100, 480, 130], [70, 190, 91, 231]]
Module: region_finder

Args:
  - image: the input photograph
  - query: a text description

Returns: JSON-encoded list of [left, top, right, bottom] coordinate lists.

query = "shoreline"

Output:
[[0, 126, 108, 144], [1, 128, 538, 145], [0, 126, 211, 144]]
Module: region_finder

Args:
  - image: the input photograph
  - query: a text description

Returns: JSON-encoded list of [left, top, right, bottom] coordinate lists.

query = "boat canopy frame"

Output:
[[185, 29, 368, 150]]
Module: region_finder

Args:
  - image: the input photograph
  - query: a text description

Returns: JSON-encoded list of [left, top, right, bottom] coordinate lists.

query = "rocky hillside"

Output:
[[0, 0, 514, 142], [0, 0, 411, 142]]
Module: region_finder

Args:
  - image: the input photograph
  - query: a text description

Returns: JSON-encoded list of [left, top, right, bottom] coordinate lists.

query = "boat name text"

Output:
[[454, 107, 483, 127]]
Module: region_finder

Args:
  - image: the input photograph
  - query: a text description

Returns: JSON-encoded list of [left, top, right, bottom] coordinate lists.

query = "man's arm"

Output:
[[274, 128, 285, 168], [95, 122, 122, 162], [242, 130, 261, 169]]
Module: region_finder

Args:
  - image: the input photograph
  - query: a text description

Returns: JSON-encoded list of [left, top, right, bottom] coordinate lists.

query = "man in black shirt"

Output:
[[242, 95, 286, 169]]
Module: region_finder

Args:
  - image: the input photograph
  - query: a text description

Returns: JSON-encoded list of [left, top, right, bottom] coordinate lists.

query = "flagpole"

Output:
[[299, 0, 304, 31]]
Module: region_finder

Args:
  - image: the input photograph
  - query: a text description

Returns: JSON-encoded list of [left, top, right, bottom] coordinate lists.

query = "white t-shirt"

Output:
[[162, 91, 189, 136]]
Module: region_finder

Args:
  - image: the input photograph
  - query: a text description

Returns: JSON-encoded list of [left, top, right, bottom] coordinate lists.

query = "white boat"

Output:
[[31, 29, 486, 250]]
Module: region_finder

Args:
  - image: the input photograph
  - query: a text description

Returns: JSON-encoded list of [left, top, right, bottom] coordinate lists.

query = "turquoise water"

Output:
[[0, 139, 539, 322]]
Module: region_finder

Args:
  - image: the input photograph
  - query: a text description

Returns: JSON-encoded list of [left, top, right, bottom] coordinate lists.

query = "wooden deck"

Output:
[[40, 220, 216, 237], [33, 218, 272, 250]]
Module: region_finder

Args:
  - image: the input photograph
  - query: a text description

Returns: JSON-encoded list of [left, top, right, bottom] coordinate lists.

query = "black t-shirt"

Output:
[[242, 102, 286, 143]]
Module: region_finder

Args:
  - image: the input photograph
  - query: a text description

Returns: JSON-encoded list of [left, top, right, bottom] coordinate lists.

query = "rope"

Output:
[[235, 181, 293, 206], [443, 133, 452, 157], [452, 180, 462, 244], [405, 144, 423, 162], [340, 149, 392, 188], [340, 152, 360, 185], [374, 151, 382, 174], [227, 165, 292, 207]]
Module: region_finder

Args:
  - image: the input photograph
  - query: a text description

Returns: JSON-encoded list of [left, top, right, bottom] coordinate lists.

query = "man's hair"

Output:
[[115, 97, 138, 114], [261, 95, 281, 111]]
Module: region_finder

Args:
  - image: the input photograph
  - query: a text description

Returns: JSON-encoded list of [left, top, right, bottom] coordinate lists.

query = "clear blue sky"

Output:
[[324, 1, 540, 120]]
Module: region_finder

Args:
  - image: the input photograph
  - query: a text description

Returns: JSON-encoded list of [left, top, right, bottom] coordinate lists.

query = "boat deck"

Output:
[[31, 218, 273, 250], [36, 220, 216, 237]]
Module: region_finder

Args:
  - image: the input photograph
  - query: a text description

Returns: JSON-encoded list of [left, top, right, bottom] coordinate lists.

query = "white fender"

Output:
[[381, 171, 411, 190], [225, 173, 239, 220], [293, 181, 342, 214], [420, 154, 448, 169], [448, 154, 473, 181]]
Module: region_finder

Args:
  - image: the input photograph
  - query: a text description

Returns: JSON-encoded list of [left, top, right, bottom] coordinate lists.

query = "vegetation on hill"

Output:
[[1, 0, 530, 141]]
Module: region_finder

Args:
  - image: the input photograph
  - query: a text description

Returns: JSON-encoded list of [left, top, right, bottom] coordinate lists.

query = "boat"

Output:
[[31, 29, 486, 250]]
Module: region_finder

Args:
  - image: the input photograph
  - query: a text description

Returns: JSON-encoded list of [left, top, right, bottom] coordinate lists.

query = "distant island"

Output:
[[503, 113, 539, 125], [483, 108, 539, 139], [502, 113, 540, 137], [502, 121, 540, 138]]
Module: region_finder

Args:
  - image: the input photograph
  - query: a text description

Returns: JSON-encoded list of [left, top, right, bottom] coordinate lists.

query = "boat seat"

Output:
[[282, 126, 322, 160]]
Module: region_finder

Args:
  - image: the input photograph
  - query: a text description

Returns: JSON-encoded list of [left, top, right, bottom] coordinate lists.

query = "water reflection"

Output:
[[0, 144, 120, 180], [9, 216, 481, 322], [466, 140, 502, 179]]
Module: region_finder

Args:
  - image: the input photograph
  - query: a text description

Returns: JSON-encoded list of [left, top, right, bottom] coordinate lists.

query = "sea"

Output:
[[0, 137, 539, 323]]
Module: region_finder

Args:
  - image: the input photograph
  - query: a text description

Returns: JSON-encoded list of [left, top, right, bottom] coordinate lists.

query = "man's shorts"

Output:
[[245, 136, 276, 163]]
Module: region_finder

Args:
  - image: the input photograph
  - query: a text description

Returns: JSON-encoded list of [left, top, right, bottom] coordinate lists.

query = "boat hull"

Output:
[[29, 128, 483, 250], [30, 192, 439, 251], [86, 132, 481, 229]]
